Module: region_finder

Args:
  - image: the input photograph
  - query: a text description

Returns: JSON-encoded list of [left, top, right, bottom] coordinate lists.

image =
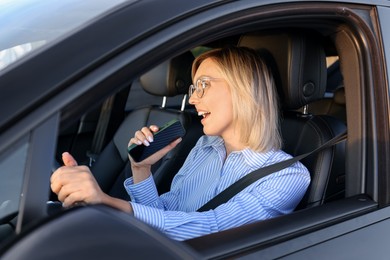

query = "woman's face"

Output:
[[189, 58, 235, 140]]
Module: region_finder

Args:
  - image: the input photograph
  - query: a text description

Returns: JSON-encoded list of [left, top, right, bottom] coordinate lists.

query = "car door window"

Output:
[[0, 136, 29, 223]]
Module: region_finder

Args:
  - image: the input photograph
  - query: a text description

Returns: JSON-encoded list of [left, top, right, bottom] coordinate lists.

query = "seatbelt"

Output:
[[197, 131, 347, 212], [87, 95, 115, 166]]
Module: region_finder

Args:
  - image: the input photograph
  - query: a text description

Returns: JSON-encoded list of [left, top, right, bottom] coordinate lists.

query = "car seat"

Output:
[[309, 86, 346, 123], [308, 59, 346, 122], [238, 30, 347, 209], [91, 51, 203, 200]]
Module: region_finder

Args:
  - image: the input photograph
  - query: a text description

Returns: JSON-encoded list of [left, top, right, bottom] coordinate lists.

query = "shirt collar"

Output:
[[201, 135, 275, 170], [240, 148, 275, 170]]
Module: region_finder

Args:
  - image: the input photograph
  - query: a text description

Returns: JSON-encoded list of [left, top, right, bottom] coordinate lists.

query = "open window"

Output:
[[50, 3, 385, 257]]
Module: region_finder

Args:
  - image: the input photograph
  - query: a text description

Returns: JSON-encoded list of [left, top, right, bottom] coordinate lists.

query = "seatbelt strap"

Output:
[[197, 131, 347, 212], [87, 95, 115, 166]]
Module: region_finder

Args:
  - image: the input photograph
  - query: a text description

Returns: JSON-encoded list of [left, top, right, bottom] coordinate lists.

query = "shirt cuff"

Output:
[[124, 175, 159, 205]]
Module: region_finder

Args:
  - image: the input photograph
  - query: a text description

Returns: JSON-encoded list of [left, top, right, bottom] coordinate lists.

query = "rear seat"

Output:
[[308, 86, 346, 123], [308, 59, 346, 123], [91, 51, 203, 200]]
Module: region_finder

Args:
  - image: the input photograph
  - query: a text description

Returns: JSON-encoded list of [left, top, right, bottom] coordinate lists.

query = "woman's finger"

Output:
[[62, 152, 78, 166], [149, 125, 159, 133], [62, 190, 85, 208], [140, 127, 154, 144], [134, 130, 150, 146]]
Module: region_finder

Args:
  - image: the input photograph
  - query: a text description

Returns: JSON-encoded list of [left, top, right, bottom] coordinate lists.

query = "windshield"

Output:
[[0, 0, 130, 71]]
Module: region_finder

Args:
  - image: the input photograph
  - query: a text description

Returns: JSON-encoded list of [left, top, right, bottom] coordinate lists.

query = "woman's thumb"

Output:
[[62, 152, 78, 166]]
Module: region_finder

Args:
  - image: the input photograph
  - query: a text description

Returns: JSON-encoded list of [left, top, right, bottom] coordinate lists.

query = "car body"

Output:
[[1, 0, 390, 259]]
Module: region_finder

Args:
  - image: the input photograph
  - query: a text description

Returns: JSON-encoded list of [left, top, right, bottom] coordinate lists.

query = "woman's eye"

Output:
[[201, 80, 209, 88]]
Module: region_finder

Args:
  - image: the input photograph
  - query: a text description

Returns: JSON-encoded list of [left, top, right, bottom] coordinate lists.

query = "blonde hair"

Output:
[[192, 46, 281, 152]]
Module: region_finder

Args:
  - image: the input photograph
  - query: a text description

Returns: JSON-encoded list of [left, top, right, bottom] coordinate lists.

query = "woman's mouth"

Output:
[[198, 111, 211, 118], [198, 111, 211, 124]]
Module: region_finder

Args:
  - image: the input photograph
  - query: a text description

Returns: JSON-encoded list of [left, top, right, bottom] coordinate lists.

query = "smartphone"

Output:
[[127, 119, 186, 162]]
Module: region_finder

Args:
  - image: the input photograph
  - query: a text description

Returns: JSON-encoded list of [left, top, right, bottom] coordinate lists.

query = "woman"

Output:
[[51, 46, 310, 241]]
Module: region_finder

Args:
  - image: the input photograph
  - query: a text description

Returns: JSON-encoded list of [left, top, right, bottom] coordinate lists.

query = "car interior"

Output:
[[53, 28, 347, 209], [238, 30, 347, 209], [44, 30, 349, 253]]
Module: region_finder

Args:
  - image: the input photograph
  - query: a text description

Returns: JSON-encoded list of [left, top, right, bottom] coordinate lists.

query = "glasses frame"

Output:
[[188, 76, 223, 98]]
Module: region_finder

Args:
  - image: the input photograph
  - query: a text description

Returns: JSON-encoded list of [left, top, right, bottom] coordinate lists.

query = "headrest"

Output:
[[140, 51, 194, 97], [238, 30, 326, 110]]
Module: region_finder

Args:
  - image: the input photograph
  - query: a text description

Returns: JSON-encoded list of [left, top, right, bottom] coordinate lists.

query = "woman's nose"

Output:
[[188, 93, 199, 105]]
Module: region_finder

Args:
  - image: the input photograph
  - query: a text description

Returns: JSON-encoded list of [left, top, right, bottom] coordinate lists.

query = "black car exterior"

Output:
[[0, 0, 390, 259]]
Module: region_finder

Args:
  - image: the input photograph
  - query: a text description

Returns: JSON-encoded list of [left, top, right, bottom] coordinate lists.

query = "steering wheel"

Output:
[[0, 205, 200, 259]]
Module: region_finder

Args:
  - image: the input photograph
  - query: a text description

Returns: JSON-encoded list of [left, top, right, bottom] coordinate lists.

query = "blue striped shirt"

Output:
[[124, 135, 310, 241]]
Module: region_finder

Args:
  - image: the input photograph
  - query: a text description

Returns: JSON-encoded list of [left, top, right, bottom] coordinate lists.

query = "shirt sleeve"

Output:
[[128, 162, 310, 241], [124, 175, 162, 207], [123, 137, 201, 210]]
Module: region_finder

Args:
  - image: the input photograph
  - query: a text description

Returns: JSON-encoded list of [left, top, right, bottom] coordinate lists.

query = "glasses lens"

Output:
[[189, 78, 208, 98], [196, 79, 205, 98], [189, 85, 195, 97]]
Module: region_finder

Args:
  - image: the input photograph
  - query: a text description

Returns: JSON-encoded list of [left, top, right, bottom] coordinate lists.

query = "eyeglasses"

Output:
[[188, 77, 223, 98]]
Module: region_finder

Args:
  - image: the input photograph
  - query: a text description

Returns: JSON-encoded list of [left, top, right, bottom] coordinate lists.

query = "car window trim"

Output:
[[16, 113, 60, 233]]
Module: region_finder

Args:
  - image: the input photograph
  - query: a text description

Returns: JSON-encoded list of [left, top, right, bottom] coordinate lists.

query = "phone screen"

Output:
[[127, 119, 186, 162]]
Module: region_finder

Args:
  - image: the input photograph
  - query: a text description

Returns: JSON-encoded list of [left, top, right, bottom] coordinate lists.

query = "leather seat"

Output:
[[239, 30, 347, 209], [91, 51, 203, 200], [309, 86, 346, 123]]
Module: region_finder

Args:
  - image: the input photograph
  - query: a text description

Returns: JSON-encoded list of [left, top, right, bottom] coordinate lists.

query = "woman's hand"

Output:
[[51, 152, 107, 207], [51, 152, 132, 213], [128, 125, 182, 183]]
